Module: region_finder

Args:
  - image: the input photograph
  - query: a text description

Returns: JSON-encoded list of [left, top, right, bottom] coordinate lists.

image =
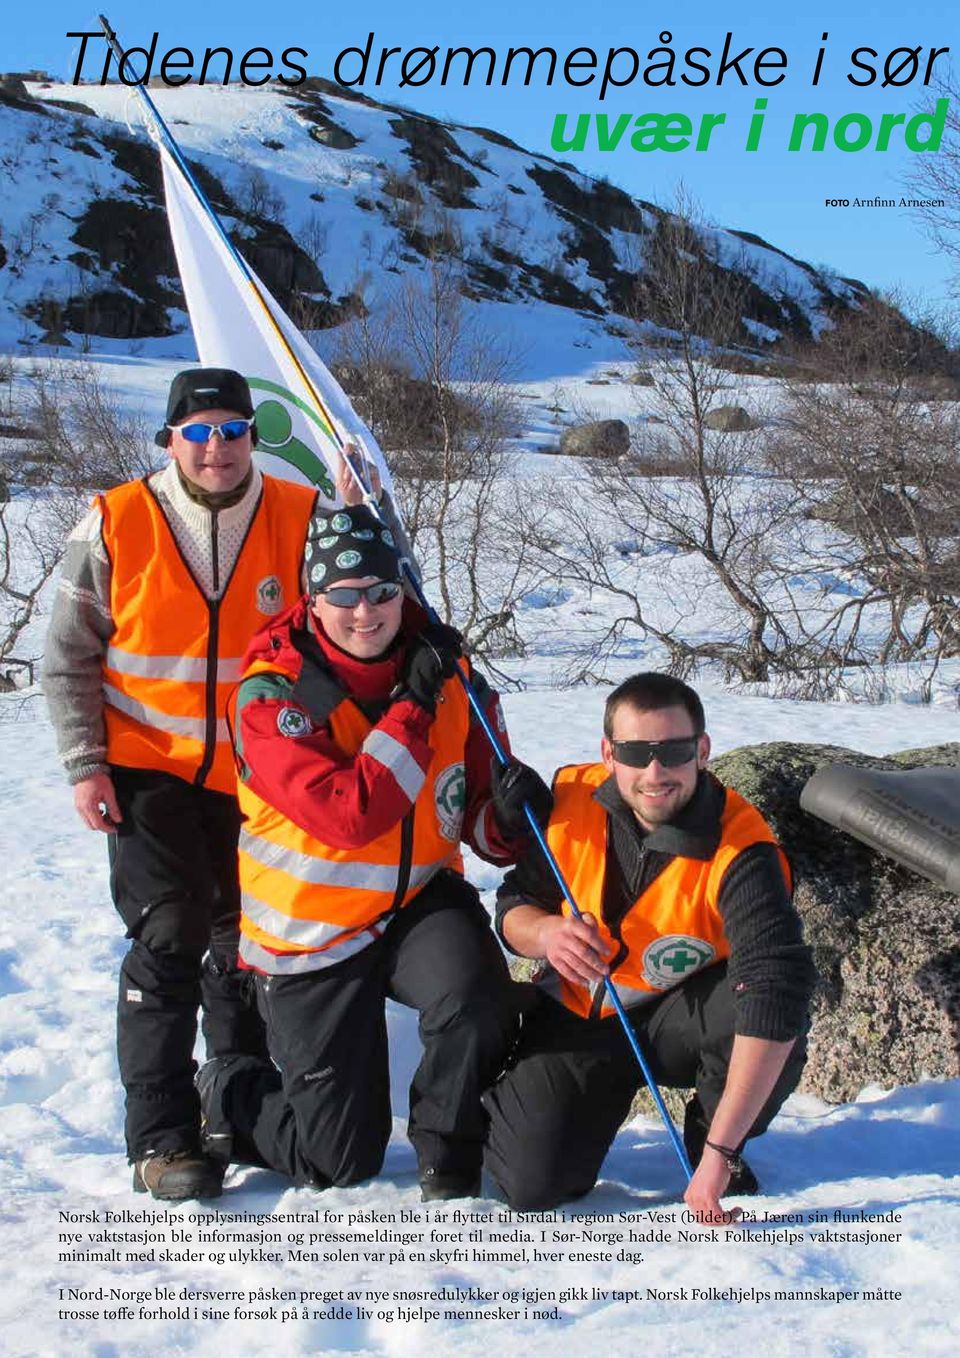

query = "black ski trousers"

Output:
[[221, 871, 519, 1188], [483, 962, 807, 1211], [110, 767, 267, 1160]]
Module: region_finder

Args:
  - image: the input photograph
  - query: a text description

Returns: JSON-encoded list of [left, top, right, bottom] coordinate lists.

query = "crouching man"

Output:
[[483, 672, 816, 1221], [198, 504, 551, 1201]]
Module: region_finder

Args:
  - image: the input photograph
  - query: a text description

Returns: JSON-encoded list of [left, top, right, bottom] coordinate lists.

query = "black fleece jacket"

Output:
[[495, 770, 816, 1041]]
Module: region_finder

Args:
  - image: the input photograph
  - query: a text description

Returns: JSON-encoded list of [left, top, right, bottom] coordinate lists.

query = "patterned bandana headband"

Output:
[[305, 503, 402, 593]]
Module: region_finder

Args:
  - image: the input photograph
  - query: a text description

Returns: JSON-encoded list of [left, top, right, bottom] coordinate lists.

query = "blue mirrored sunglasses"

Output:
[[169, 418, 254, 444], [318, 581, 402, 608], [610, 736, 701, 769]]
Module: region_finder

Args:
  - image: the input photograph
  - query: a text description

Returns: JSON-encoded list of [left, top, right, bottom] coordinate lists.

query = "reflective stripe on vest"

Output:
[[240, 860, 444, 948], [240, 828, 444, 896], [539, 967, 652, 1016], [238, 662, 472, 973], [103, 682, 229, 743], [240, 927, 384, 975], [106, 646, 244, 685], [360, 728, 427, 801], [543, 763, 789, 1020], [100, 476, 314, 793]]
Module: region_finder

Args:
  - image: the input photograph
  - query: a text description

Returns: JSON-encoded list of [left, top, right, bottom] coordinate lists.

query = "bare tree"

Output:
[[331, 288, 427, 453], [391, 256, 539, 662], [0, 358, 152, 689], [333, 257, 543, 669], [907, 67, 960, 285], [0, 495, 77, 687], [298, 210, 330, 269], [541, 199, 806, 685], [11, 358, 154, 492], [771, 300, 960, 693], [234, 166, 286, 225]]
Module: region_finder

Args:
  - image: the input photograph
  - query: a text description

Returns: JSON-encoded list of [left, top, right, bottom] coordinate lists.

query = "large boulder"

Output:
[[0, 75, 34, 108], [559, 419, 630, 459], [703, 404, 758, 432], [711, 740, 960, 1102], [308, 123, 358, 150]]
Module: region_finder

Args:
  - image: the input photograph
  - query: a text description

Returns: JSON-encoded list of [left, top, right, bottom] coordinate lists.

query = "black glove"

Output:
[[397, 622, 464, 714], [491, 758, 554, 837]]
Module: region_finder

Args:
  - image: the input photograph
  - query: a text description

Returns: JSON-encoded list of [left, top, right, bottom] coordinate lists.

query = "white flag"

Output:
[[160, 143, 391, 505]]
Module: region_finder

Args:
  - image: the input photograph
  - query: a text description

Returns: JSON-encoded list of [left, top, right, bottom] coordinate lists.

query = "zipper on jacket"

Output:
[[211, 508, 220, 595], [387, 811, 415, 913], [196, 599, 220, 786], [196, 509, 221, 787], [590, 841, 640, 1019]]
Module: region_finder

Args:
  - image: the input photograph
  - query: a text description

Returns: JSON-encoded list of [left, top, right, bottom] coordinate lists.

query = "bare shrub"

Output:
[[332, 258, 545, 671], [11, 358, 153, 491], [771, 302, 960, 683], [0, 358, 152, 688], [539, 197, 805, 686]]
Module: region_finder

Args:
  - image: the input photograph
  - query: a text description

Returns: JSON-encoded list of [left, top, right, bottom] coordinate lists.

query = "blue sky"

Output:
[[7, 1, 959, 312]]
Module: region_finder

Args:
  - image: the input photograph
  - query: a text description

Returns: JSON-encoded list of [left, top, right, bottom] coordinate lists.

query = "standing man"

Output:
[[198, 503, 551, 1201], [484, 672, 816, 1221], [43, 368, 317, 1200]]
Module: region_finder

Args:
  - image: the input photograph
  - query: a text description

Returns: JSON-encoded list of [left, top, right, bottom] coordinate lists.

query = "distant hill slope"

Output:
[[0, 73, 868, 352]]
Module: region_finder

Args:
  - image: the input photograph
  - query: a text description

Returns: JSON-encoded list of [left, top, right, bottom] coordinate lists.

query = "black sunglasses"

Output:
[[610, 736, 701, 769], [318, 581, 402, 608]]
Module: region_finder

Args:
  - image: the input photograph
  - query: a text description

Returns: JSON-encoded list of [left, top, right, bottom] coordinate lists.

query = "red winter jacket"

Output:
[[233, 596, 517, 861]]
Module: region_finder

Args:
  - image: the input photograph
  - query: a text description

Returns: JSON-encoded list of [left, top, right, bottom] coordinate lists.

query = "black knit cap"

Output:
[[305, 503, 402, 594], [155, 367, 255, 447]]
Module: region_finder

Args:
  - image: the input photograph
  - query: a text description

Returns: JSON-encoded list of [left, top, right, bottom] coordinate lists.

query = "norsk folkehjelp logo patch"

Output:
[[641, 935, 715, 989], [256, 575, 283, 615], [276, 706, 313, 738], [434, 763, 466, 841]]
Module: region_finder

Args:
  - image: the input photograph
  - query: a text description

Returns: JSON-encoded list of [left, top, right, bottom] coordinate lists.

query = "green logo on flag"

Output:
[[249, 378, 336, 496]]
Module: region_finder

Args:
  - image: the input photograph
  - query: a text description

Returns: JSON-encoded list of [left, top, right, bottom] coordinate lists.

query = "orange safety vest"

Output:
[[544, 763, 791, 1020], [237, 660, 472, 975], [101, 474, 315, 794]]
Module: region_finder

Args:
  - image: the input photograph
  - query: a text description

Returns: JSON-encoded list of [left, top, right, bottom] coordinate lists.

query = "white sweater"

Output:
[[42, 462, 270, 782]]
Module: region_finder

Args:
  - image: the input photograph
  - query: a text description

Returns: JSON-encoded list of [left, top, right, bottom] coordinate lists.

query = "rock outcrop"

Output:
[[712, 740, 960, 1102]]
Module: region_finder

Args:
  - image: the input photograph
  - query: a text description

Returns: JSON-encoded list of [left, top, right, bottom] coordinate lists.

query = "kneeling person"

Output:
[[484, 672, 816, 1220], [200, 504, 547, 1200]]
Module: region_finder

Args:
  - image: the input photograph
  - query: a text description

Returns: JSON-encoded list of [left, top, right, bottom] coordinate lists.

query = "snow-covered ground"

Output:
[[1, 312, 958, 1357], [1, 687, 958, 1358], [5, 345, 958, 709]]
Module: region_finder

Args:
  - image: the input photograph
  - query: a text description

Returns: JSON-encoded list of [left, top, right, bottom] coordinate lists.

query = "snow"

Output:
[[0, 80, 862, 354], [1, 679, 958, 1356], [0, 107, 957, 1342]]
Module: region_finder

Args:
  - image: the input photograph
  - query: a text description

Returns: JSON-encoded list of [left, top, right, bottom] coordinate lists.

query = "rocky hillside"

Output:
[[0, 72, 868, 352]]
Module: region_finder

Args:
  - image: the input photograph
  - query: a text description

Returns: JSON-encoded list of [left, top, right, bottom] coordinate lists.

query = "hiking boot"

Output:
[[683, 1096, 760, 1197], [133, 1149, 224, 1201], [420, 1167, 481, 1203]]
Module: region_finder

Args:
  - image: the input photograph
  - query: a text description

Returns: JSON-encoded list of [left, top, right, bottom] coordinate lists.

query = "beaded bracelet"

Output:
[[704, 1139, 746, 1174]]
